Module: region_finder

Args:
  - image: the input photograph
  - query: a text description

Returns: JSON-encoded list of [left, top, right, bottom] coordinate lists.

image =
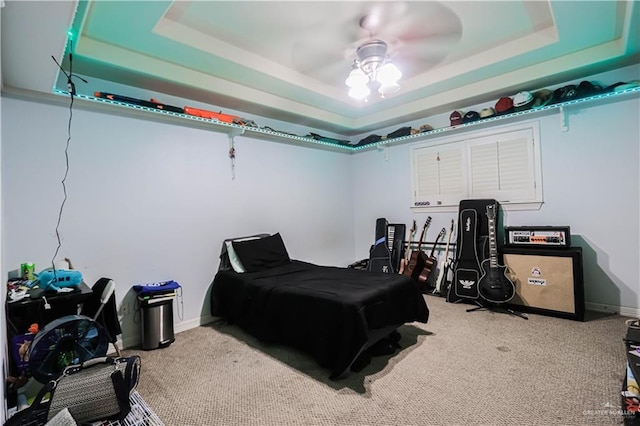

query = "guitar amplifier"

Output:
[[502, 247, 584, 321], [504, 226, 571, 248]]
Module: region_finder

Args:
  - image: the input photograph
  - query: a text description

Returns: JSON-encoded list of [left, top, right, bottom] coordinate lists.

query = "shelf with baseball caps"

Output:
[[351, 79, 640, 151], [35, 76, 638, 153]]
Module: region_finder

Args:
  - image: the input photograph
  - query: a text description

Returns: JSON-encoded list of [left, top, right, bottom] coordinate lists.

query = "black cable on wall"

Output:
[[50, 43, 87, 273]]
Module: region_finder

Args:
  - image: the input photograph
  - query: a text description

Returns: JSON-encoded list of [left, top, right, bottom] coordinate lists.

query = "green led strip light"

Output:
[[53, 86, 640, 152], [53, 1, 639, 152], [351, 86, 640, 151]]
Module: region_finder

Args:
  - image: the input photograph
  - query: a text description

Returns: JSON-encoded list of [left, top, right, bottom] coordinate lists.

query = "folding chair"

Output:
[[80, 278, 123, 357]]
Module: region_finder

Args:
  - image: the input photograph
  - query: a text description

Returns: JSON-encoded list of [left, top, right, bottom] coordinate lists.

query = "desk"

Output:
[[6, 281, 93, 334], [5, 282, 93, 376]]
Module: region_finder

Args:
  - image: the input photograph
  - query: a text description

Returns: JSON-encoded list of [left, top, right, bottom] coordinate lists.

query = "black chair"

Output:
[[80, 277, 123, 356]]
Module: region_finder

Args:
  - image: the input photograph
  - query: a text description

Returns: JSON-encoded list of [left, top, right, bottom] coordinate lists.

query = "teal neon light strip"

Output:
[[52, 89, 354, 150], [52, 86, 640, 152], [351, 86, 640, 151]]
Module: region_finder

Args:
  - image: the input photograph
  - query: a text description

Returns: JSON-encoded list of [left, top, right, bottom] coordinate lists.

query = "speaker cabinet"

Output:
[[502, 247, 585, 321]]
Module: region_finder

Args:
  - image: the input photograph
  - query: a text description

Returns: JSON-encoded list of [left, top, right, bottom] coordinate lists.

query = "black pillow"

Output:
[[232, 233, 291, 272]]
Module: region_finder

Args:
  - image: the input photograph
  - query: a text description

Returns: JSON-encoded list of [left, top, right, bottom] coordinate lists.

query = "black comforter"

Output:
[[211, 260, 429, 377]]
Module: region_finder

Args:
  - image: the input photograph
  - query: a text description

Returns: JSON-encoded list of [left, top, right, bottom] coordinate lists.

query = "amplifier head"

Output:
[[504, 226, 571, 248]]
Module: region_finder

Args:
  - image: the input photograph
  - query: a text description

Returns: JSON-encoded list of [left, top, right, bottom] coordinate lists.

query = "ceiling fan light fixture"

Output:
[[356, 39, 388, 75], [378, 81, 401, 97], [345, 66, 368, 88], [348, 84, 371, 100], [347, 37, 401, 100], [376, 62, 402, 86]]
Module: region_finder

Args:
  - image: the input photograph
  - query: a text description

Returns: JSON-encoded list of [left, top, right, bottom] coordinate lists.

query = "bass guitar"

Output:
[[417, 227, 446, 285], [404, 217, 432, 278], [398, 220, 417, 275], [478, 204, 516, 303], [434, 219, 455, 295]]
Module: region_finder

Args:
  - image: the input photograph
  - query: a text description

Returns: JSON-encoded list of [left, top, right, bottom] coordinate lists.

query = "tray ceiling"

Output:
[[2, 1, 639, 136]]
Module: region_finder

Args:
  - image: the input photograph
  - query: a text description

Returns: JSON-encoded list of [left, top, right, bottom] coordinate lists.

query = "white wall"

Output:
[[1, 80, 639, 357], [1, 3, 6, 421], [1, 97, 355, 347], [0, 93, 4, 426], [351, 95, 640, 313]]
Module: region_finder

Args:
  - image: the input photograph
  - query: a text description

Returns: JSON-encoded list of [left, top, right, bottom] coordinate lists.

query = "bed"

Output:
[[210, 233, 429, 379]]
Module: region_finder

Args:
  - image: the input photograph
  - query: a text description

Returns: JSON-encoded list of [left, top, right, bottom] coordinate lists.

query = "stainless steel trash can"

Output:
[[139, 296, 175, 350]]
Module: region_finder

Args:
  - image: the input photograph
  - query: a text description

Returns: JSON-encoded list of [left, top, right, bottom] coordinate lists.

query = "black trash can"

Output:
[[138, 295, 175, 350], [133, 280, 181, 351]]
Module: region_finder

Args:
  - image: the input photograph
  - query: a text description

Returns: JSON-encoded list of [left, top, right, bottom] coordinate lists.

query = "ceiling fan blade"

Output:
[[291, 36, 353, 77], [288, 1, 464, 87]]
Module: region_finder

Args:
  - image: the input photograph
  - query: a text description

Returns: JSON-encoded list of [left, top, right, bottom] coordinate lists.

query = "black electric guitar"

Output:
[[398, 220, 417, 275], [368, 218, 394, 274], [434, 219, 455, 295], [478, 204, 515, 303]]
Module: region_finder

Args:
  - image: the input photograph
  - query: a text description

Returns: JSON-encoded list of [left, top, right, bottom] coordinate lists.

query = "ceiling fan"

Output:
[[290, 2, 463, 98]]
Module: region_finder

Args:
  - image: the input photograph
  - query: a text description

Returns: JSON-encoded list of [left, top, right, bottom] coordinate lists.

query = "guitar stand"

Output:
[[466, 300, 529, 320]]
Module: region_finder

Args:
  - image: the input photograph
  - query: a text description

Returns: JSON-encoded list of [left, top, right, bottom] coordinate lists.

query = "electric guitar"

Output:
[[434, 219, 455, 295], [417, 227, 446, 285], [404, 217, 432, 278], [398, 220, 417, 275], [478, 204, 516, 303]]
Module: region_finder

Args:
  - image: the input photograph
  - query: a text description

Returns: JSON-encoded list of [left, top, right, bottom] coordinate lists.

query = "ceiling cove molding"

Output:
[[74, 37, 356, 127], [152, 10, 347, 102], [403, 26, 560, 94]]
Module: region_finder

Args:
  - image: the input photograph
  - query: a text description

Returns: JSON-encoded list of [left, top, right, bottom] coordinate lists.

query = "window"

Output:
[[410, 122, 542, 211]]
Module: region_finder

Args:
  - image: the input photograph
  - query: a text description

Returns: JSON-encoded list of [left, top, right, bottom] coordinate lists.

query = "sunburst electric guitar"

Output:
[[403, 217, 432, 278], [398, 220, 417, 275], [418, 227, 446, 285]]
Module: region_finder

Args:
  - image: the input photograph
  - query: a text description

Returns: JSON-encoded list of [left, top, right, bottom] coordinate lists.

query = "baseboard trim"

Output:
[[586, 302, 639, 318], [120, 304, 638, 349]]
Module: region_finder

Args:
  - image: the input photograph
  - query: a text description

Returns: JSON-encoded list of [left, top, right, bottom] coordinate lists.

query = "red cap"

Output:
[[495, 97, 513, 114], [450, 110, 464, 126]]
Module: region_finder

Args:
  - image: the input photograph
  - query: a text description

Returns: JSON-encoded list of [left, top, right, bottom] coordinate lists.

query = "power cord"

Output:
[[49, 44, 87, 275]]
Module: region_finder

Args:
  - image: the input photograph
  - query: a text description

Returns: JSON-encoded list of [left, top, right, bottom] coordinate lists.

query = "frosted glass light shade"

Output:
[[379, 82, 401, 96], [376, 63, 402, 85], [345, 68, 368, 87], [348, 85, 371, 100]]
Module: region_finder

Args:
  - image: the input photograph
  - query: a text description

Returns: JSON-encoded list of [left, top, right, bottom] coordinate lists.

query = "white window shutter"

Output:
[[412, 143, 466, 207], [411, 123, 542, 210]]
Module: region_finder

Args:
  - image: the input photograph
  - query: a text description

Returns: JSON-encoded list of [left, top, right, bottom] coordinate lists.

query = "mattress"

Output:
[[211, 260, 429, 377]]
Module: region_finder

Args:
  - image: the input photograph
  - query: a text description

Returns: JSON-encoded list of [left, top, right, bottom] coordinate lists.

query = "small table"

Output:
[[6, 281, 93, 332]]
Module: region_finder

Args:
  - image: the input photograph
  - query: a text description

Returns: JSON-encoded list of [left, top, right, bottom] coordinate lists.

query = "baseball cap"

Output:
[[463, 111, 480, 123], [612, 80, 639, 92], [480, 107, 496, 118], [531, 89, 553, 109], [552, 85, 577, 104], [575, 81, 602, 99], [419, 124, 434, 133], [450, 110, 464, 126], [513, 91, 534, 112], [495, 97, 513, 115]]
